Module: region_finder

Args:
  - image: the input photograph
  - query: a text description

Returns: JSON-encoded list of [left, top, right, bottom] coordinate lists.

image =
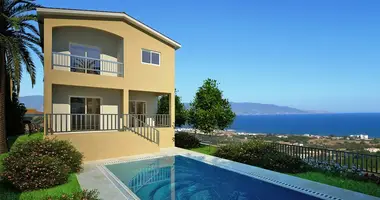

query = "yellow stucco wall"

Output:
[[47, 131, 161, 161], [157, 128, 175, 148]]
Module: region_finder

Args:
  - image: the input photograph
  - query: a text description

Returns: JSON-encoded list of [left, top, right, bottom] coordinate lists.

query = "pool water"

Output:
[[106, 156, 322, 200]]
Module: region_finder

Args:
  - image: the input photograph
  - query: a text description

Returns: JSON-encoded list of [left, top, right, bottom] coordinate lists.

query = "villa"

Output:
[[34, 7, 379, 200], [37, 7, 181, 161]]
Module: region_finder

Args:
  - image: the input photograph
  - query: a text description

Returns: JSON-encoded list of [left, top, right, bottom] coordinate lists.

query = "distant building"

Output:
[[25, 108, 43, 115], [366, 148, 380, 153], [349, 134, 369, 140]]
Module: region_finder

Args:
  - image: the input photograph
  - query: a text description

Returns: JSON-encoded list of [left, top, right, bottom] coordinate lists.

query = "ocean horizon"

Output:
[[230, 113, 380, 138]]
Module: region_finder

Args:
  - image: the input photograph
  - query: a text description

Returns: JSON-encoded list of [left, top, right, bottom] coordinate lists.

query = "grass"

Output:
[[190, 145, 380, 198], [190, 144, 218, 155], [0, 174, 81, 200], [0, 132, 82, 200], [293, 172, 380, 197]]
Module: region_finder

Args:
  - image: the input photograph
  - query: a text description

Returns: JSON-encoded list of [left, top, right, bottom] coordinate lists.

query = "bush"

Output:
[[44, 189, 101, 200], [215, 140, 308, 173], [174, 132, 201, 149], [1, 155, 70, 191], [11, 138, 83, 173]]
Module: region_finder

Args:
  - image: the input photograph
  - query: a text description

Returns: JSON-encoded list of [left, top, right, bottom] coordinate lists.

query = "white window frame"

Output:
[[141, 49, 161, 66]]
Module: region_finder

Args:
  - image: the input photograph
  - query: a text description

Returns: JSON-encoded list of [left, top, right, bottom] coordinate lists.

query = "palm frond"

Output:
[[2, 0, 42, 96], [8, 1, 39, 17], [18, 40, 36, 85]]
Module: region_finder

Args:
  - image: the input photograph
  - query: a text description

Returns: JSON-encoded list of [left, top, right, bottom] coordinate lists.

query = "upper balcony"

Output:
[[51, 26, 124, 77]]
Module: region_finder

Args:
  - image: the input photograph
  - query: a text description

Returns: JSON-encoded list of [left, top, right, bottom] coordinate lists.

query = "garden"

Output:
[[0, 133, 100, 200], [175, 132, 380, 197]]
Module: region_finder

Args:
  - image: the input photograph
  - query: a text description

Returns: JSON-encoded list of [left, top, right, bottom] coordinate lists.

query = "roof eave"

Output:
[[36, 7, 181, 50]]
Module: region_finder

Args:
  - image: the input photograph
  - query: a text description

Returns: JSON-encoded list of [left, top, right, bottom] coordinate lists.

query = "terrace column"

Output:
[[169, 92, 175, 128], [122, 89, 129, 128], [43, 83, 52, 136], [43, 21, 53, 136]]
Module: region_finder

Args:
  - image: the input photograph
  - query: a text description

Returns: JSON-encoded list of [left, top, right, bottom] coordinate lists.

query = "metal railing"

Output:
[[272, 143, 380, 174], [131, 114, 171, 127], [52, 52, 124, 77], [125, 115, 160, 144], [45, 114, 165, 144], [45, 114, 121, 133]]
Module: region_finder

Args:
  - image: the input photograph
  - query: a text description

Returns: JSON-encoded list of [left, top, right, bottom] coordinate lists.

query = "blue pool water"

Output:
[[106, 156, 322, 200]]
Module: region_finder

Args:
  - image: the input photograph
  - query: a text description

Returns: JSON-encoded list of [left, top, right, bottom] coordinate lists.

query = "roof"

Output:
[[36, 7, 181, 50], [26, 108, 43, 115]]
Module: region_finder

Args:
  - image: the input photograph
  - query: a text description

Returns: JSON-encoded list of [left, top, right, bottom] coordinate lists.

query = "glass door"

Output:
[[129, 101, 146, 127], [136, 101, 146, 124], [70, 97, 100, 131], [86, 98, 101, 130], [70, 97, 85, 131]]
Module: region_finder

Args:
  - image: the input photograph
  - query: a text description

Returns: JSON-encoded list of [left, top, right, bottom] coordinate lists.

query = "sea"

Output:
[[230, 113, 380, 138]]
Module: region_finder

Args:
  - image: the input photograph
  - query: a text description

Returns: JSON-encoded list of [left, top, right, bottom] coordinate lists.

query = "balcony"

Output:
[[52, 52, 124, 77]]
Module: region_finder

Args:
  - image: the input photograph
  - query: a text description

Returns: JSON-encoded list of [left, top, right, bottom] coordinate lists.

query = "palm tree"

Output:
[[0, 0, 43, 153]]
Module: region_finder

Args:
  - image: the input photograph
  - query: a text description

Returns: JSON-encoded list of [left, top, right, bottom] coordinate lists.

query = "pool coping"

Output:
[[78, 147, 380, 200]]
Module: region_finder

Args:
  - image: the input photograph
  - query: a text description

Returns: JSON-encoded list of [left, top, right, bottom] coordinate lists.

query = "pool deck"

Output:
[[77, 147, 380, 200]]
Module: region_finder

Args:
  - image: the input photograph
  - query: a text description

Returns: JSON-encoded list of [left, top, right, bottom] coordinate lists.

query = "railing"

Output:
[[132, 114, 171, 127], [272, 143, 380, 174], [45, 114, 162, 144], [125, 115, 160, 144], [52, 52, 124, 77], [45, 114, 121, 133]]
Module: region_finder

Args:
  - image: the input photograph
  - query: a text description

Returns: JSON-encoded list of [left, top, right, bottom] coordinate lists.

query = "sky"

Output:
[[20, 0, 380, 113]]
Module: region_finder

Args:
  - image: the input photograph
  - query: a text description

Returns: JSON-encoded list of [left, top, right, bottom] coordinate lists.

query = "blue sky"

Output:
[[21, 0, 380, 113]]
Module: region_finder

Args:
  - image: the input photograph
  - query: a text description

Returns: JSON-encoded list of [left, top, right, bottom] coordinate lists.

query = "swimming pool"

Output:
[[105, 155, 323, 200]]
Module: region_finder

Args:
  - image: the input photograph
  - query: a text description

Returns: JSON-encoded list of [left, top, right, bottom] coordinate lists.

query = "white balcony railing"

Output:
[[52, 52, 124, 77]]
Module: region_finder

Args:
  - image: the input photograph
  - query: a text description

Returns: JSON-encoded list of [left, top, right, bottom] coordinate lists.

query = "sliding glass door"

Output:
[[70, 97, 100, 131], [129, 101, 146, 127]]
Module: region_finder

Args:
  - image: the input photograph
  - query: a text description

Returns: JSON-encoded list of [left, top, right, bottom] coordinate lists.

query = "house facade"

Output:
[[37, 7, 181, 161]]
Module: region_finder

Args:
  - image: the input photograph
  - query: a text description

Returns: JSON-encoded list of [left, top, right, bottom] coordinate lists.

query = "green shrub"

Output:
[[215, 140, 308, 173], [44, 189, 101, 200], [1, 155, 70, 191], [11, 138, 83, 173], [174, 132, 201, 149]]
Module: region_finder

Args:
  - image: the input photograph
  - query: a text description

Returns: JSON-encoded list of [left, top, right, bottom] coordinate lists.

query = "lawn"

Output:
[[0, 132, 82, 200], [190, 145, 380, 198], [190, 145, 218, 155], [0, 174, 81, 200], [293, 172, 380, 197]]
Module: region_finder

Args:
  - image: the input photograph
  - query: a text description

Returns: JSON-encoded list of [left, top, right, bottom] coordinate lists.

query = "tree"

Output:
[[6, 90, 26, 137], [157, 89, 187, 127], [0, 0, 43, 153], [188, 79, 235, 134]]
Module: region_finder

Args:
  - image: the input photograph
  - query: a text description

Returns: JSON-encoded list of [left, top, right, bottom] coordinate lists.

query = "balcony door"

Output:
[[129, 101, 146, 127], [70, 97, 101, 131], [70, 44, 101, 75]]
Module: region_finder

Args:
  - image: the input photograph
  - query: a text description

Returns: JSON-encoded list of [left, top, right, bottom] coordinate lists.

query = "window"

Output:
[[141, 49, 160, 65], [70, 44, 101, 74]]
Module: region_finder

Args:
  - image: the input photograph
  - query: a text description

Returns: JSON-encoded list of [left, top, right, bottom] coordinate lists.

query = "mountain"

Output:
[[184, 102, 325, 115], [20, 95, 43, 111], [19, 95, 325, 115]]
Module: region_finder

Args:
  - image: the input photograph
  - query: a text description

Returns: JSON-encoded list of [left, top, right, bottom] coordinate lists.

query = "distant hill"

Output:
[[20, 95, 43, 111], [184, 102, 325, 115], [19, 95, 326, 115]]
